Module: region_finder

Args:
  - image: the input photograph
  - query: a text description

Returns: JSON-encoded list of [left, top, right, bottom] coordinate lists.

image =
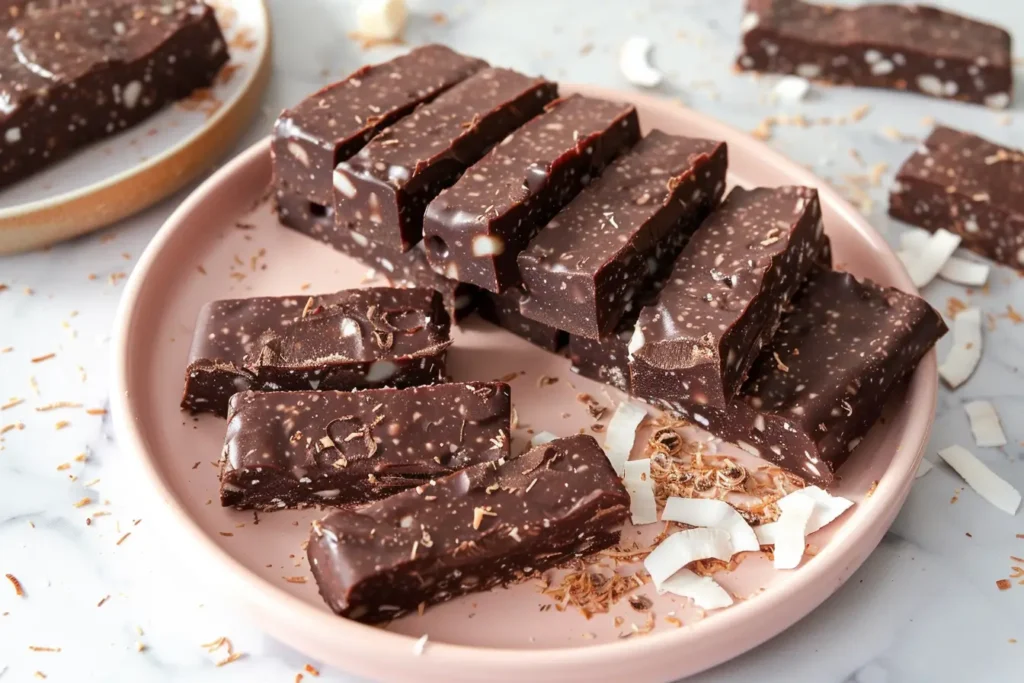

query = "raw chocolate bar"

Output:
[[422, 94, 641, 293], [181, 287, 451, 416], [667, 270, 947, 485], [629, 186, 826, 411], [333, 68, 558, 252], [221, 382, 511, 510], [275, 190, 478, 321], [476, 288, 567, 352], [307, 434, 629, 622], [889, 126, 1024, 269], [736, 0, 1012, 108], [272, 45, 487, 205], [0, 0, 229, 189], [518, 130, 727, 339]]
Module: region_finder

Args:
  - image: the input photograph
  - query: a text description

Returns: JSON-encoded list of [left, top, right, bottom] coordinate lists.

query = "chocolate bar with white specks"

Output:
[[475, 288, 567, 352]]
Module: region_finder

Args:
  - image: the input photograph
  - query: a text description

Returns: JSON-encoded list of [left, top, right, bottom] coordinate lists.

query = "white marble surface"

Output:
[[2, 0, 1023, 680]]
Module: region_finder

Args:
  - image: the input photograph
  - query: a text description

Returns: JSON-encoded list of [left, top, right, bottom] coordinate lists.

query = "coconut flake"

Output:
[[915, 458, 934, 478], [619, 36, 663, 88], [604, 400, 647, 476], [771, 494, 815, 569], [899, 227, 931, 253], [964, 400, 1007, 448], [897, 228, 961, 288], [661, 497, 759, 553], [624, 459, 658, 525], [939, 256, 990, 286], [939, 307, 982, 389], [773, 75, 810, 102], [658, 569, 733, 610], [644, 527, 734, 588], [755, 486, 853, 545], [937, 445, 1020, 515], [412, 633, 428, 656], [530, 431, 558, 446], [355, 0, 407, 41]]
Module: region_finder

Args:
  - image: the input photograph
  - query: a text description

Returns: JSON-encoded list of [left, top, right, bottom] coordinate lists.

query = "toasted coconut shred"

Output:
[[538, 561, 648, 619]]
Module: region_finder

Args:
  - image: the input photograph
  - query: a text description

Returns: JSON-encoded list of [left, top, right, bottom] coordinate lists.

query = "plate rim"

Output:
[[111, 85, 937, 680]]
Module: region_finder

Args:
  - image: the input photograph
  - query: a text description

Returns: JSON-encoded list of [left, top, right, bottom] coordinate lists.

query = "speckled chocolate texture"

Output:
[[629, 186, 826, 411], [889, 126, 1024, 269], [333, 68, 558, 253], [181, 287, 451, 416], [665, 270, 947, 485], [275, 190, 478, 321], [271, 45, 487, 205], [736, 0, 1012, 108], [0, 0, 228, 189], [476, 288, 567, 352], [518, 131, 727, 339], [422, 94, 641, 293], [220, 382, 511, 510], [307, 434, 629, 623]]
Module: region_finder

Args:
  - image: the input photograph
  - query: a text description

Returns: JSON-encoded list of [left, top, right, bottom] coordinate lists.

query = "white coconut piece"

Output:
[[604, 400, 647, 476], [661, 497, 759, 553], [624, 459, 658, 525], [938, 307, 982, 389], [658, 569, 734, 610], [530, 431, 558, 446], [356, 0, 407, 41], [755, 486, 854, 545], [412, 633, 428, 655], [939, 256, 990, 286], [899, 227, 931, 253], [898, 228, 961, 288], [916, 458, 934, 478], [619, 36, 663, 88], [963, 400, 1007, 448], [644, 527, 735, 588], [771, 493, 815, 569], [937, 445, 1020, 515], [773, 75, 811, 102]]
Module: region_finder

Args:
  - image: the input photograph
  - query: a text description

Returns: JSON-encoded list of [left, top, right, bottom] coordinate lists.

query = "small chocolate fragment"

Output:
[[333, 68, 558, 252], [275, 190, 478, 321], [181, 287, 451, 416], [519, 131, 727, 339], [665, 270, 947, 484], [221, 382, 511, 510], [736, 0, 1012, 108], [889, 126, 1024, 269], [476, 288, 567, 352], [272, 44, 487, 205], [308, 434, 629, 623], [629, 186, 826, 411], [0, 0, 229, 189], [423, 94, 641, 293]]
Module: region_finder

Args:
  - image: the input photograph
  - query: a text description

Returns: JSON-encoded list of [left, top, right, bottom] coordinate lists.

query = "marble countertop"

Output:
[[1, 0, 1022, 681]]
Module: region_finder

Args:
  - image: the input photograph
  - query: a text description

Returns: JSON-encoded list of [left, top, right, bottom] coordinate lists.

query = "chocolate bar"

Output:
[[275, 190, 478, 321], [221, 382, 511, 510], [736, 0, 1012, 108], [629, 186, 826, 411], [0, 0, 229, 189], [271, 45, 486, 205], [181, 287, 451, 416], [333, 68, 558, 252], [666, 270, 947, 484], [518, 130, 727, 339], [422, 94, 641, 293], [476, 289, 567, 352], [307, 434, 629, 622], [889, 126, 1024, 269]]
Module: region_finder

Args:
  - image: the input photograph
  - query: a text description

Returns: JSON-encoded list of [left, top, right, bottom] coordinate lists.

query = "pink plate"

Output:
[[111, 86, 937, 683]]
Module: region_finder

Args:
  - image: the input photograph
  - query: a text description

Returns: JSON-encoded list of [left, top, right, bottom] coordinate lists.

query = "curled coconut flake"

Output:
[[899, 227, 931, 253], [755, 486, 853, 545], [604, 400, 647, 476], [530, 431, 558, 446], [897, 228, 960, 288], [937, 445, 1020, 515], [644, 527, 734, 588], [771, 493, 815, 570], [412, 633, 428, 656], [619, 36, 663, 88], [963, 400, 1007, 448], [356, 0, 407, 41], [939, 256, 990, 287], [915, 458, 934, 478], [624, 459, 658, 526], [661, 497, 759, 553], [658, 569, 733, 610], [939, 307, 982, 389], [773, 75, 810, 102]]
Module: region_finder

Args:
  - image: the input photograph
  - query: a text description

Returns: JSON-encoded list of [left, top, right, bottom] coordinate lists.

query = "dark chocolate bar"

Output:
[[476, 289, 567, 352], [0, 0, 228, 189], [181, 287, 451, 416], [889, 126, 1024, 269], [221, 382, 511, 510], [666, 270, 947, 484], [422, 94, 641, 293], [271, 45, 487, 205], [307, 434, 629, 622], [518, 130, 727, 339], [333, 68, 558, 252], [736, 0, 1012, 108], [275, 190, 478, 321], [629, 186, 826, 411]]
